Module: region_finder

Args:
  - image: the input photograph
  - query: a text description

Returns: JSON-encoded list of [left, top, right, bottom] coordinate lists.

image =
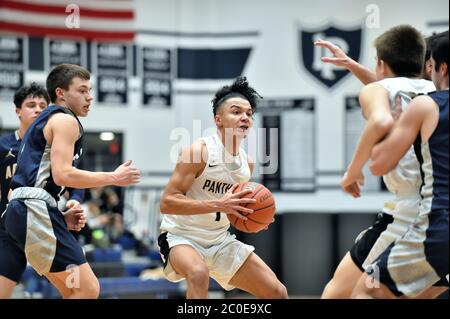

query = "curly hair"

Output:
[[211, 76, 262, 115], [13, 82, 50, 108]]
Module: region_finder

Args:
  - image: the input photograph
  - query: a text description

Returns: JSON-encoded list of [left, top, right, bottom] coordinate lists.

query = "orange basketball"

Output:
[[227, 182, 276, 233]]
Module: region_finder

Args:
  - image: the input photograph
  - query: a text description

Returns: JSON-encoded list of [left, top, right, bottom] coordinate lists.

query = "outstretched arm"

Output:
[[314, 39, 376, 85], [343, 83, 393, 197], [370, 95, 438, 176], [46, 113, 140, 188]]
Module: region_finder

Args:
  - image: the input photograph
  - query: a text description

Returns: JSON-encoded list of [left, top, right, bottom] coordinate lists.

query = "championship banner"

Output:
[[0, 35, 24, 101]]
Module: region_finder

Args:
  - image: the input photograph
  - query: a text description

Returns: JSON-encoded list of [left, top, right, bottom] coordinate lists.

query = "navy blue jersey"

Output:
[[0, 131, 21, 213], [414, 90, 449, 210], [10, 105, 84, 201]]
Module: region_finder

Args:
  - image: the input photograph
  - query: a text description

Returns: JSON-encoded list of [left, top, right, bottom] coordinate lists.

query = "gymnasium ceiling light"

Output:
[[99, 132, 115, 141]]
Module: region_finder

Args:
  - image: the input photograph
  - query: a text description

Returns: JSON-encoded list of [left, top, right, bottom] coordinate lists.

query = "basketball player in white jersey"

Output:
[[315, 27, 447, 298], [159, 77, 288, 299]]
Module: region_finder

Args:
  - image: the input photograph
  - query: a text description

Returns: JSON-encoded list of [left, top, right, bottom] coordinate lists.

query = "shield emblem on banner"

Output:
[[300, 25, 363, 89]]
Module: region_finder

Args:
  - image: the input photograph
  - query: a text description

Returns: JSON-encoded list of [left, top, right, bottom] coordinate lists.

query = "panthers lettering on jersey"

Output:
[[10, 105, 84, 201], [202, 179, 234, 194]]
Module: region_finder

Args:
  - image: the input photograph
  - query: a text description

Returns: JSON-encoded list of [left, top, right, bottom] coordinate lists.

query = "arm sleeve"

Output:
[[68, 188, 85, 202]]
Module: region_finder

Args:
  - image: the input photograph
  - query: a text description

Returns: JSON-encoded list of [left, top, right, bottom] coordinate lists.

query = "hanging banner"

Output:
[[0, 35, 25, 100], [142, 47, 172, 107], [95, 42, 129, 105]]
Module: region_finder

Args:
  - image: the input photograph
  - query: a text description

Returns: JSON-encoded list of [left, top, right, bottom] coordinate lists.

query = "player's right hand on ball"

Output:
[[219, 183, 256, 220], [113, 160, 141, 186]]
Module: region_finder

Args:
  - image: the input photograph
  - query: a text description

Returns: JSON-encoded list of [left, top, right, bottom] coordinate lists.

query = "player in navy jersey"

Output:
[[352, 33, 449, 298], [0, 83, 87, 299], [2, 64, 140, 298]]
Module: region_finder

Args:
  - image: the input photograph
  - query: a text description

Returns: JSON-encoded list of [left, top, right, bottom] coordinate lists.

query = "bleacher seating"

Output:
[[40, 277, 222, 299], [20, 246, 223, 298], [89, 247, 122, 263]]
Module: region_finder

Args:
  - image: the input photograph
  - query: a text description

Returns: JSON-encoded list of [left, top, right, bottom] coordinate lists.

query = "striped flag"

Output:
[[0, 0, 135, 42]]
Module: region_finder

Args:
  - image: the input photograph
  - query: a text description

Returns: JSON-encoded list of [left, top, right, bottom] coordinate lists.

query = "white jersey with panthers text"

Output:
[[160, 133, 251, 245]]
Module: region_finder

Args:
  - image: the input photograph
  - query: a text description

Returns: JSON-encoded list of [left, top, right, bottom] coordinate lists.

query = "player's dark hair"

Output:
[[425, 37, 433, 63], [13, 82, 50, 108], [426, 30, 448, 61], [46, 64, 90, 103], [374, 25, 425, 77], [211, 76, 262, 115], [430, 32, 448, 72]]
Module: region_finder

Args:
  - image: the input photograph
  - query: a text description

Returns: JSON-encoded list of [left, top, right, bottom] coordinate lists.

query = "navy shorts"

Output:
[[0, 218, 27, 282], [3, 198, 86, 275], [368, 209, 449, 297], [350, 212, 448, 293]]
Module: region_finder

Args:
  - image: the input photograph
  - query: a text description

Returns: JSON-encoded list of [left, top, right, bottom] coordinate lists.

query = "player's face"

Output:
[[16, 96, 48, 128], [215, 97, 253, 138], [423, 58, 433, 81], [63, 77, 93, 117]]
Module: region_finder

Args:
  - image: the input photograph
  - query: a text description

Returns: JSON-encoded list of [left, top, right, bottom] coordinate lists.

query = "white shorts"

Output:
[[158, 231, 254, 291]]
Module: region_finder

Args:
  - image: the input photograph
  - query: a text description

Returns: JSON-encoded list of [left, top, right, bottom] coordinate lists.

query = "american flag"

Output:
[[0, 0, 135, 42]]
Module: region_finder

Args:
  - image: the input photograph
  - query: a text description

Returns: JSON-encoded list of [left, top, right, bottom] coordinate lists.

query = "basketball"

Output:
[[227, 182, 276, 233]]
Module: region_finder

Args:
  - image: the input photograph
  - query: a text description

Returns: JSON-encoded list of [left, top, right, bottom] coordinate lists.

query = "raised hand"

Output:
[[314, 39, 350, 67]]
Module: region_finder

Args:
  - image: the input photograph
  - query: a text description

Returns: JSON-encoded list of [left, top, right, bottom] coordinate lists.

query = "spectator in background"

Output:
[[83, 187, 125, 248]]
